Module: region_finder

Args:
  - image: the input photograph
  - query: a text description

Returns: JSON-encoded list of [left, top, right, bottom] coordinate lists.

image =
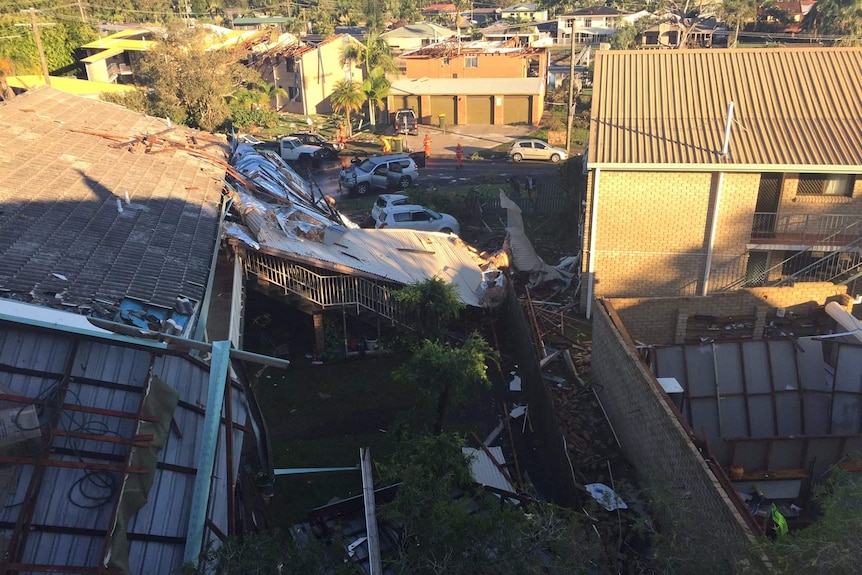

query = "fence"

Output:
[[478, 180, 575, 219]]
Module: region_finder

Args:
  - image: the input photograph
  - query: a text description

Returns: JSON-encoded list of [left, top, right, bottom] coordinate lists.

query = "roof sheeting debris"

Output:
[[224, 143, 488, 306]]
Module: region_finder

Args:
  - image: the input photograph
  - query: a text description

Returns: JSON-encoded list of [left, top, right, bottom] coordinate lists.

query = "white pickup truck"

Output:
[[279, 136, 325, 165]]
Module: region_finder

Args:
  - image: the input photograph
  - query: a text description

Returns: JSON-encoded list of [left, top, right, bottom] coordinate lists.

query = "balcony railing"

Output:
[[752, 213, 862, 246]]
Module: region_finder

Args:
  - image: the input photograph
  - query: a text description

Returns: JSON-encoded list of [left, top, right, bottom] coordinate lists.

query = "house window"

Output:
[[797, 174, 855, 196], [464, 55, 478, 68], [584, 18, 592, 27]]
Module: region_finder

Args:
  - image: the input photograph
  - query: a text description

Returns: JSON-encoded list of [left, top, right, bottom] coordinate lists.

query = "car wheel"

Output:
[[512, 153, 523, 162], [440, 227, 453, 234], [355, 182, 370, 196], [398, 176, 411, 189], [550, 153, 561, 163]]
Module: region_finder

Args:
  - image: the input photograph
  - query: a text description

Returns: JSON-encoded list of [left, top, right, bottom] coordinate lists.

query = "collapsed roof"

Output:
[[223, 143, 490, 307]]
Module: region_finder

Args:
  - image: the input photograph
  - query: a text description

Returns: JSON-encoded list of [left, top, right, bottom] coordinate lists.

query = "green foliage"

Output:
[[100, 89, 149, 113], [753, 471, 862, 574], [379, 430, 602, 574], [190, 529, 349, 574], [393, 333, 496, 433], [0, 17, 97, 76], [329, 79, 365, 137], [803, 0, 862, 42], [721, 0, 758, 46], [610, 23, 638, 50], [393, 277, 464, 339], [134, 25, 259, 131]]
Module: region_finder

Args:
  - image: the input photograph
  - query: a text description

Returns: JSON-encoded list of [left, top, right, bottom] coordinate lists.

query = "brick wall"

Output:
[[580, 171, 759, 308], [591, 301, 755, 561], [580, 168, 862, 311], [609, 283, 852, 345]]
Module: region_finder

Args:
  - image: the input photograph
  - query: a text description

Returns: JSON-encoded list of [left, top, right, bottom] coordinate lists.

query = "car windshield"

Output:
[[357, 159, 375, 173], [425, 209, 442, 220]]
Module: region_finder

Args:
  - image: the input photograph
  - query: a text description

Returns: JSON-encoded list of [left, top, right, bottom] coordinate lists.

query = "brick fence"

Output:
[[591, 300, 756, 568]]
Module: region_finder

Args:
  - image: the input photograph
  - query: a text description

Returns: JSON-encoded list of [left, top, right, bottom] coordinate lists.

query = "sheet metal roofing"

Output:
[[381, 22, 455, 39], [0, 88, 227, 318], [0, 303, 248, 574], [588, 48, 862, 170], [391, 77, 543, 96]]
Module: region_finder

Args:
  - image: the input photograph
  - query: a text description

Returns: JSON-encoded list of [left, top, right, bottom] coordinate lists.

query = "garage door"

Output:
[[395, 96, 420, 121], [503, 96, 531, 125], [465, 96, 493, 124], [429, 95, 457, 126]]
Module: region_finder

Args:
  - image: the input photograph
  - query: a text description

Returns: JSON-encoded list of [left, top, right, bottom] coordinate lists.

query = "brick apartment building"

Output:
[[581, 47, 862, 316]]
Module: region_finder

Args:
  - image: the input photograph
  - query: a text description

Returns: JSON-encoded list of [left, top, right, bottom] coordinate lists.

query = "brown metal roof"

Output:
[[588, 48, 862, 170]]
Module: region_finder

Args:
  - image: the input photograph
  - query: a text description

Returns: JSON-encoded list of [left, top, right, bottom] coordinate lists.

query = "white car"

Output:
[[375, 204, 460, 235], [371, 194, 411, 221]]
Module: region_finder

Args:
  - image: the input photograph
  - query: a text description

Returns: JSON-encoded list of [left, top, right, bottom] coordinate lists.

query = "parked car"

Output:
[[339, 154, 419, 195], [394, 109, 419, 136], [376, 204, 460, 235], [371, 193, 411, 221], [508, 139, 568, 163], [289, 132, 343, 159], [279, 136, 325, 166]]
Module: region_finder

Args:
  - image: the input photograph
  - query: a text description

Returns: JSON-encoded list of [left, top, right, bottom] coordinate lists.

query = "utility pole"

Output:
[[565, 32, 576, 154], [24, 8, 51, 87], [76, 0, 86, 23]]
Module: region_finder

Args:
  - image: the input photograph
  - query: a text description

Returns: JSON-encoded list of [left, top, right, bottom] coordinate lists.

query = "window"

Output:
[[584, 18, 592, 27], [464, 55, 478, 68], [797, 174, 855, 196]]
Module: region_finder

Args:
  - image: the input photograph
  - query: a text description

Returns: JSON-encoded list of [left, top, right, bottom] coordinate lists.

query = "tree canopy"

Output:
[[132, 24, 258, 131]]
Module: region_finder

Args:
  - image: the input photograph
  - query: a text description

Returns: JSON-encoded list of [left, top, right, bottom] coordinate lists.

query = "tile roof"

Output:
[[0, 88, 227, 318], [588, 47, 862, 170]]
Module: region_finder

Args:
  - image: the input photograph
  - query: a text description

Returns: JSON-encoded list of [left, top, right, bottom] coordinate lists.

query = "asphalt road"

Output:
[[311, 155, 562, 197]]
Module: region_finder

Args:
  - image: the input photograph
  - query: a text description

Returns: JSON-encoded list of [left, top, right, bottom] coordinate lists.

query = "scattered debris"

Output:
[[586, 483, 628, 511]]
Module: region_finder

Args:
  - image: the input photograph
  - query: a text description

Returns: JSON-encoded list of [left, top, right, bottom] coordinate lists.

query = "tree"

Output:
[[610, 23, 638, 49], [379, 430, 602, 574], [394, 277, 464, 340], [721, 0, 758, 47], [329, 79, 366, 136], [802, 0, 862, 43], [393, 333, 497, 434], [340, 32, 399, 127], [134, 25, 258, 131]]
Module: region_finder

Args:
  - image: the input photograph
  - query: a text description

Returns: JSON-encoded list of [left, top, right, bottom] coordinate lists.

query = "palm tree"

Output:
[[341, 33, 399, 127], [361, 67, 391, 128], [256, 80, 288, 111], [329, 80, 366, 137]]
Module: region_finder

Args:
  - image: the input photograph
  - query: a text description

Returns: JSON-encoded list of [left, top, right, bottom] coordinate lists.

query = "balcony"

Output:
[[751, 213, 862, 248]]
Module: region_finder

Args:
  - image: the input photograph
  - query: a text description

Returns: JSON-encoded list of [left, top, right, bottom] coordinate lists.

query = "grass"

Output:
[[254, 352, 420, 527]]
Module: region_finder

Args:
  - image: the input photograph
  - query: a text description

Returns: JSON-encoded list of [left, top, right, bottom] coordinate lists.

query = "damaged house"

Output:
[[223, 142, 502, 354], [590, 285, 862, 557], [0, 88, 284, 573]]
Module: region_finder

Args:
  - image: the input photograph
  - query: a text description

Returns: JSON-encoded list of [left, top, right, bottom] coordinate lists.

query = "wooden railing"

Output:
[[243, 251, 404, 323]]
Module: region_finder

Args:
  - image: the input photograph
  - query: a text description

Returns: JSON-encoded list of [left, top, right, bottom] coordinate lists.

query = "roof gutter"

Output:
[[587, 162, 862, 174]]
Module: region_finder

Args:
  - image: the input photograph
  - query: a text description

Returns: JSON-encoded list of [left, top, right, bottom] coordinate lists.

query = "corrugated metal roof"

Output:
[[7, 75, 138, 96], [391, 77, 543, 96], [462, 447, 513, 492], [0, 307, 248, 574], [381, 22, 455, 40], [0, 88, 226, 318], [588, 48, 862, 170]]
